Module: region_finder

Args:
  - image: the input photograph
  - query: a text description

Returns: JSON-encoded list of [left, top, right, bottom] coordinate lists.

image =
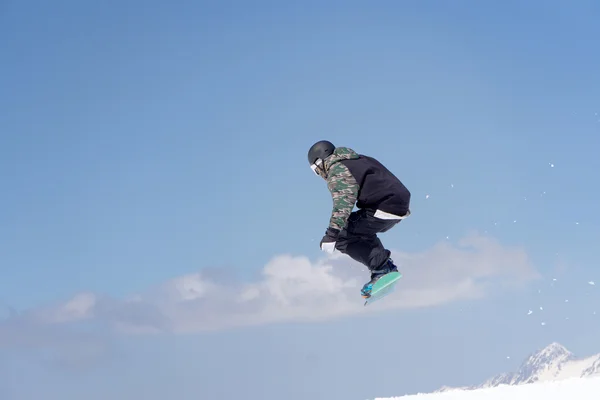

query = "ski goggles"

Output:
[[310, 158, 323, 175]]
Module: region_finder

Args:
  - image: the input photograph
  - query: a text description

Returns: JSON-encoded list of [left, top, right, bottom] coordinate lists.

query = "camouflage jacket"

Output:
[[322, 147, 360, 232]]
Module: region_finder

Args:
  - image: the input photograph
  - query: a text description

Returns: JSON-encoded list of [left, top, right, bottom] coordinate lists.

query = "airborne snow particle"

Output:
[[589, 281, 595, 286], [549, 163, 554, 167], [541, 322, 546, 325], [425, 194, 430, 199], [527, 310, 533, 315]]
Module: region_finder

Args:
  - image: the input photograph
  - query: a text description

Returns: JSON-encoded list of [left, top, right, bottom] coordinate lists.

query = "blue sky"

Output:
[[2, 0, 600, 399]]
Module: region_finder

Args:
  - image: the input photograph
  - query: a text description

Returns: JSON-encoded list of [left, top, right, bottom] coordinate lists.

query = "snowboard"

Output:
[[363, 271, 402, 306]]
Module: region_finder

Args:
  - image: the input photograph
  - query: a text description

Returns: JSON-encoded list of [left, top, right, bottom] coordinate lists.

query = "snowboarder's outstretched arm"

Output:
[[326, 162, 359, 232]]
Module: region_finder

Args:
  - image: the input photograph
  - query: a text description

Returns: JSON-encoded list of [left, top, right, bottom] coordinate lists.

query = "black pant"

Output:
[[334, 208, 402, 272]]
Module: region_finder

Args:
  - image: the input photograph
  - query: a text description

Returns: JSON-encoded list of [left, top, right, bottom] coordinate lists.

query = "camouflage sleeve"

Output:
[[326, 163, 359, 231]]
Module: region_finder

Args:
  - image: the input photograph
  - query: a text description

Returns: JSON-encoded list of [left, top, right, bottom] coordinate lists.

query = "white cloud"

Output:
[[27, 292, 97, 324], [6, 233, 539, 335]]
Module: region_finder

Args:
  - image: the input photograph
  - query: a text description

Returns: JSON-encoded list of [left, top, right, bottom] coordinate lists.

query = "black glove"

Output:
[[320, 227, 340, 253]]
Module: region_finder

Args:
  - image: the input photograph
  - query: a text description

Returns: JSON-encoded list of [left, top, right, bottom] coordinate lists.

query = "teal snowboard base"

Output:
[[363, 271, 402, 306]]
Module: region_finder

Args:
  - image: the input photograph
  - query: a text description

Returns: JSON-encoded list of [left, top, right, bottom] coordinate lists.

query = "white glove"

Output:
[[320, 241, 337, 254]]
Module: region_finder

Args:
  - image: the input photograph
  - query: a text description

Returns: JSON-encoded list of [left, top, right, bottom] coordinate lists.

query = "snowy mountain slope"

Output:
[[376, 375, 600, 400], [437, 342, 600, 392]]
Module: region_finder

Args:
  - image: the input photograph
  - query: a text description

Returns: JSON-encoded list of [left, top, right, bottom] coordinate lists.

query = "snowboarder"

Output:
[[307, 140, 411, 298]]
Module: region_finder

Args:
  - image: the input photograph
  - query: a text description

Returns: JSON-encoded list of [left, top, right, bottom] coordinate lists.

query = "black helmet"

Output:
[[307, 140, 335, 165]]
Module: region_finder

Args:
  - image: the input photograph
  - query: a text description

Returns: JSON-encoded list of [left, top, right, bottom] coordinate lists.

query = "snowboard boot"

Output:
[[361, 258, 399, 298]]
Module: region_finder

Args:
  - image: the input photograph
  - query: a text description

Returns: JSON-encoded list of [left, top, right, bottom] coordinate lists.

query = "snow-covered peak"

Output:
[[436, 342, 600, 392], [524, 342, 573, 367], [510, 342, 575, 384], [582, 357, 600, 376]]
